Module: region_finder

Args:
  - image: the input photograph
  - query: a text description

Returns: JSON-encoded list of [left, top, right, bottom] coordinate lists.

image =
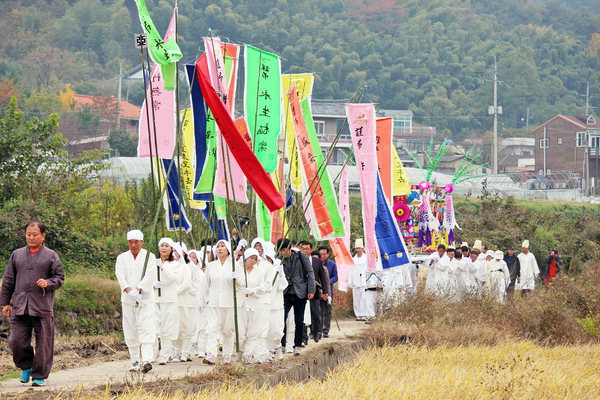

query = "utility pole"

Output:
[[487, 56, 502, 175], [580, 82, 596, 116], [117, 62, 123, 132]]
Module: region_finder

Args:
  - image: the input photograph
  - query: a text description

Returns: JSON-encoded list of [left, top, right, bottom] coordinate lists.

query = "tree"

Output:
[[108, 130, 137, 157]]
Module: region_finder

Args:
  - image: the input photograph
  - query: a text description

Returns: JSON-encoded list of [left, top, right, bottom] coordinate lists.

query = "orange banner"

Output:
[[376, 117, 393, 203], [329, 237, 354, 292], [288, 85, 333, 238], [270, 158, 286, 242]]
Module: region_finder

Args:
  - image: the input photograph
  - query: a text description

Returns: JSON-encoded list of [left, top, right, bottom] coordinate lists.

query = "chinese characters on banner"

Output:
[[346, 103, 378, 272], [282, 74, 314, 192], [244, 46, 282, 173]]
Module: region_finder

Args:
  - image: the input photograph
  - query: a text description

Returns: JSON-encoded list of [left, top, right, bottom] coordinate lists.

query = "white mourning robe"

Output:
[[154, 259, 181, 361], [517, 252, 539, 290], [115, 249, 157, 364], [350, 253, 368, 318]]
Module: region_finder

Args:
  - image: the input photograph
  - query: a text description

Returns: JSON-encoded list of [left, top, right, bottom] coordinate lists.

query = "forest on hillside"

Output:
[[0, 0, 598, 140]]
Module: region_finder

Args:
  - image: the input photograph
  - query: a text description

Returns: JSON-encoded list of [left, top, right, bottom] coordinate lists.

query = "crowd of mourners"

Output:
[[115, 229, 359, 373]]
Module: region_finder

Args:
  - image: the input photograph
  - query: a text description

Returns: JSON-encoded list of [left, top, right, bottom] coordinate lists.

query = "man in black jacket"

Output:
[[504, 246, 520, 299], [278, 238, 315, 355]]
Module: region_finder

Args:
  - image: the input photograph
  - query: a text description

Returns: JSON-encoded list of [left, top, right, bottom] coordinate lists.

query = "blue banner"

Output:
[[185, 64, 210, 201], [161, 159, 192, 232], [375, 174, 410, 269]]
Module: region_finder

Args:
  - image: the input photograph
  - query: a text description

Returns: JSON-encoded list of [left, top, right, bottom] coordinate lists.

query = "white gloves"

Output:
[[236, 239, 248, 251], [128, 289, 142, 302], [273, 258, 282, 267], [327, 296, 332, 305], [231, 270, 241, 280], [274, 260, 284, 274], [242, 288, 254, 296], [153, 281, 163, 289]]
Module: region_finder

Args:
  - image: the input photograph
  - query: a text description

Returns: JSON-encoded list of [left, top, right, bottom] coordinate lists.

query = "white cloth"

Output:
[[154, 302, 179, 360], [267, 308, 284, 350], [435, 255, 452, 297], [173, 305, 197, 358], [517, 252, 539, 290], [122, 302, 155, 363], [352, 286, 367, 318], [115, 249, 157, 305], [453, 258, 468, 298], [236, 261, 270, 309], [239, 306, 269, 362], [350, 254, 368, 289], [202, 257, 237, 307], [154, 260, 181, 303], [177, 262, 200, 307], [265, 259, 287, 310], [464, 259, 481, 295], [205, 307, 235, 357], [490, 259, 510, 303], [364, 289, 378, 319]]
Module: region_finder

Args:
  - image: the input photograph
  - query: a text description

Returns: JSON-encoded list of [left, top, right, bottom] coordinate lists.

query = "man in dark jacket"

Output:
[[309, 248, 330, 342], [1, 222, 64, 387], [318, 246, 337, 337], [503, 246, 520, 299], [278, 238, 315, 355]]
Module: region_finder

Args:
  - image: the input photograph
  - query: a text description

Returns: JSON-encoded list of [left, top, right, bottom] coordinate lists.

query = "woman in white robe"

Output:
[[173, 244, 200, 362], [201, 240, 237, 364], [490, 250, 511, 303], [237, 248, 270, 363], [189, 250, 209, 358], [153, 238, 181, 364], [263, 248, 287, 359]]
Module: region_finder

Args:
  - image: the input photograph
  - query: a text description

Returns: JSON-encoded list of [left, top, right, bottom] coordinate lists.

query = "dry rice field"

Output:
[[66, 341, 600, 400]]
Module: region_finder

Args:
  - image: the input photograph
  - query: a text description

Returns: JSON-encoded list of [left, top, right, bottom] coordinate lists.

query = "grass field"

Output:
[[64, 342, 599, 400]]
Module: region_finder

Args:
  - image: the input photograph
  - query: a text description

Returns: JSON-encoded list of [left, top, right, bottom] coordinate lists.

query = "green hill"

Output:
[[0, 0, 598, 138]]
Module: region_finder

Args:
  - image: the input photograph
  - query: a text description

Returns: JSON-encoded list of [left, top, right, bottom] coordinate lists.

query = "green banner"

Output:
[[214, 195, 227, 219], [301, 98, 345, 238], [256, 199, 271, 241], [134, 0, 182, 90], [244, 46, 281, 173], [195, 112, 216, 194]]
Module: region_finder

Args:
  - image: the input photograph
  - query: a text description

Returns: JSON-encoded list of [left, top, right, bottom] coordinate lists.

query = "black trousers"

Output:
[[9, 313, 55, 379], [322, 298, 332, 334], [282, 292, 307, 348], [309, 298, 322, 338]]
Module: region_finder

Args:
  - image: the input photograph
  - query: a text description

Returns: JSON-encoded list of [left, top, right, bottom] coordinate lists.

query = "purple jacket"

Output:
[[1, 246, 64, 318]]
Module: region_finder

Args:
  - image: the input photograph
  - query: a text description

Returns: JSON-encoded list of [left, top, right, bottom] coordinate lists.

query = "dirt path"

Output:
[[0, 319, 366, 396]]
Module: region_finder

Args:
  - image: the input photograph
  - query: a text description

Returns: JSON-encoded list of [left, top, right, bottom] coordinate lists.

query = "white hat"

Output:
[[355, 238, 364, 248], [473, 240, 482, 250], [494, 250, 503, 259], [263, 241, 275, 255], [127, 230, 144, 241], [263, 248, 276, 263], [251, 238, 265, 250], [461, 242, 469, 248], [188, 249, 201, 265], [158, 237, 174, 248], [485, 250, 494, 258], [244, 248, 260, 260], [522, 240, 530, 249], [180, 242, 188, 254], [215, 239, 231, 255], [172, 242, 184, 260]]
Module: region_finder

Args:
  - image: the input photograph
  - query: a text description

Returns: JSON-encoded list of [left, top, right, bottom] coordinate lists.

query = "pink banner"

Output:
[[203, 37, 248, 203], [329, 237, 354, 292], [346, 103, 378, 271], [137, 10, 176, 158], [339, 166, 351, 251]]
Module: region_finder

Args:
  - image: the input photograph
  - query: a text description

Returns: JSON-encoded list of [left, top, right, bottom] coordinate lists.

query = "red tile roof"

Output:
[[73, 94, 140, 120]]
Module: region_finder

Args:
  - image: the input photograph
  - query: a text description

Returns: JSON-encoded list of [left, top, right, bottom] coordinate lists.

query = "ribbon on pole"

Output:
[[375, 174, 411, 269], [181, 109, 206, 209], [346, 103, 378, 271], [203, 37, 248, 203], [301, 98, 345, 238], [196, 54, 284, 212], [288, 85, 334, 239], [328, 237, 354, 292], [270, 158, 287, 242], [184, 64, 209, 202], [134, 1, 182, 90], [282, 74, 314, 192], [159, 159, 192, 232], [339, 166, 351, 251], [137, 10, 177, 158], [245, 46, 282, 173], [376, 117, 393, 203]]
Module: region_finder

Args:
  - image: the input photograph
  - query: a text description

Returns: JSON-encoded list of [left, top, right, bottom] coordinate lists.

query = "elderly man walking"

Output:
[[1, 222, 64, 387]]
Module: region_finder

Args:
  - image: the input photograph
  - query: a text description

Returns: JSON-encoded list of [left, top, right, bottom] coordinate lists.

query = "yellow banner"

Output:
[[181, 109, 206, 210], [281, 73, 314, 192], [392, 148, 411, 196]]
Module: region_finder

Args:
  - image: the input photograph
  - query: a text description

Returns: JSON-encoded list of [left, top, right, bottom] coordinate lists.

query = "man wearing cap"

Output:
[[1, 222, 64, 387], [503, 246, 520, 299], [115, 230, 157, 373], [517, 240, 539, 296], [349, 239, 368, 321]]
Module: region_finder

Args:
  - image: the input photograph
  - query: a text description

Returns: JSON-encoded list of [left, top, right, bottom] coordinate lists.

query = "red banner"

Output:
[[376, 117, 393, 203], [196, 54, 284, 212]]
